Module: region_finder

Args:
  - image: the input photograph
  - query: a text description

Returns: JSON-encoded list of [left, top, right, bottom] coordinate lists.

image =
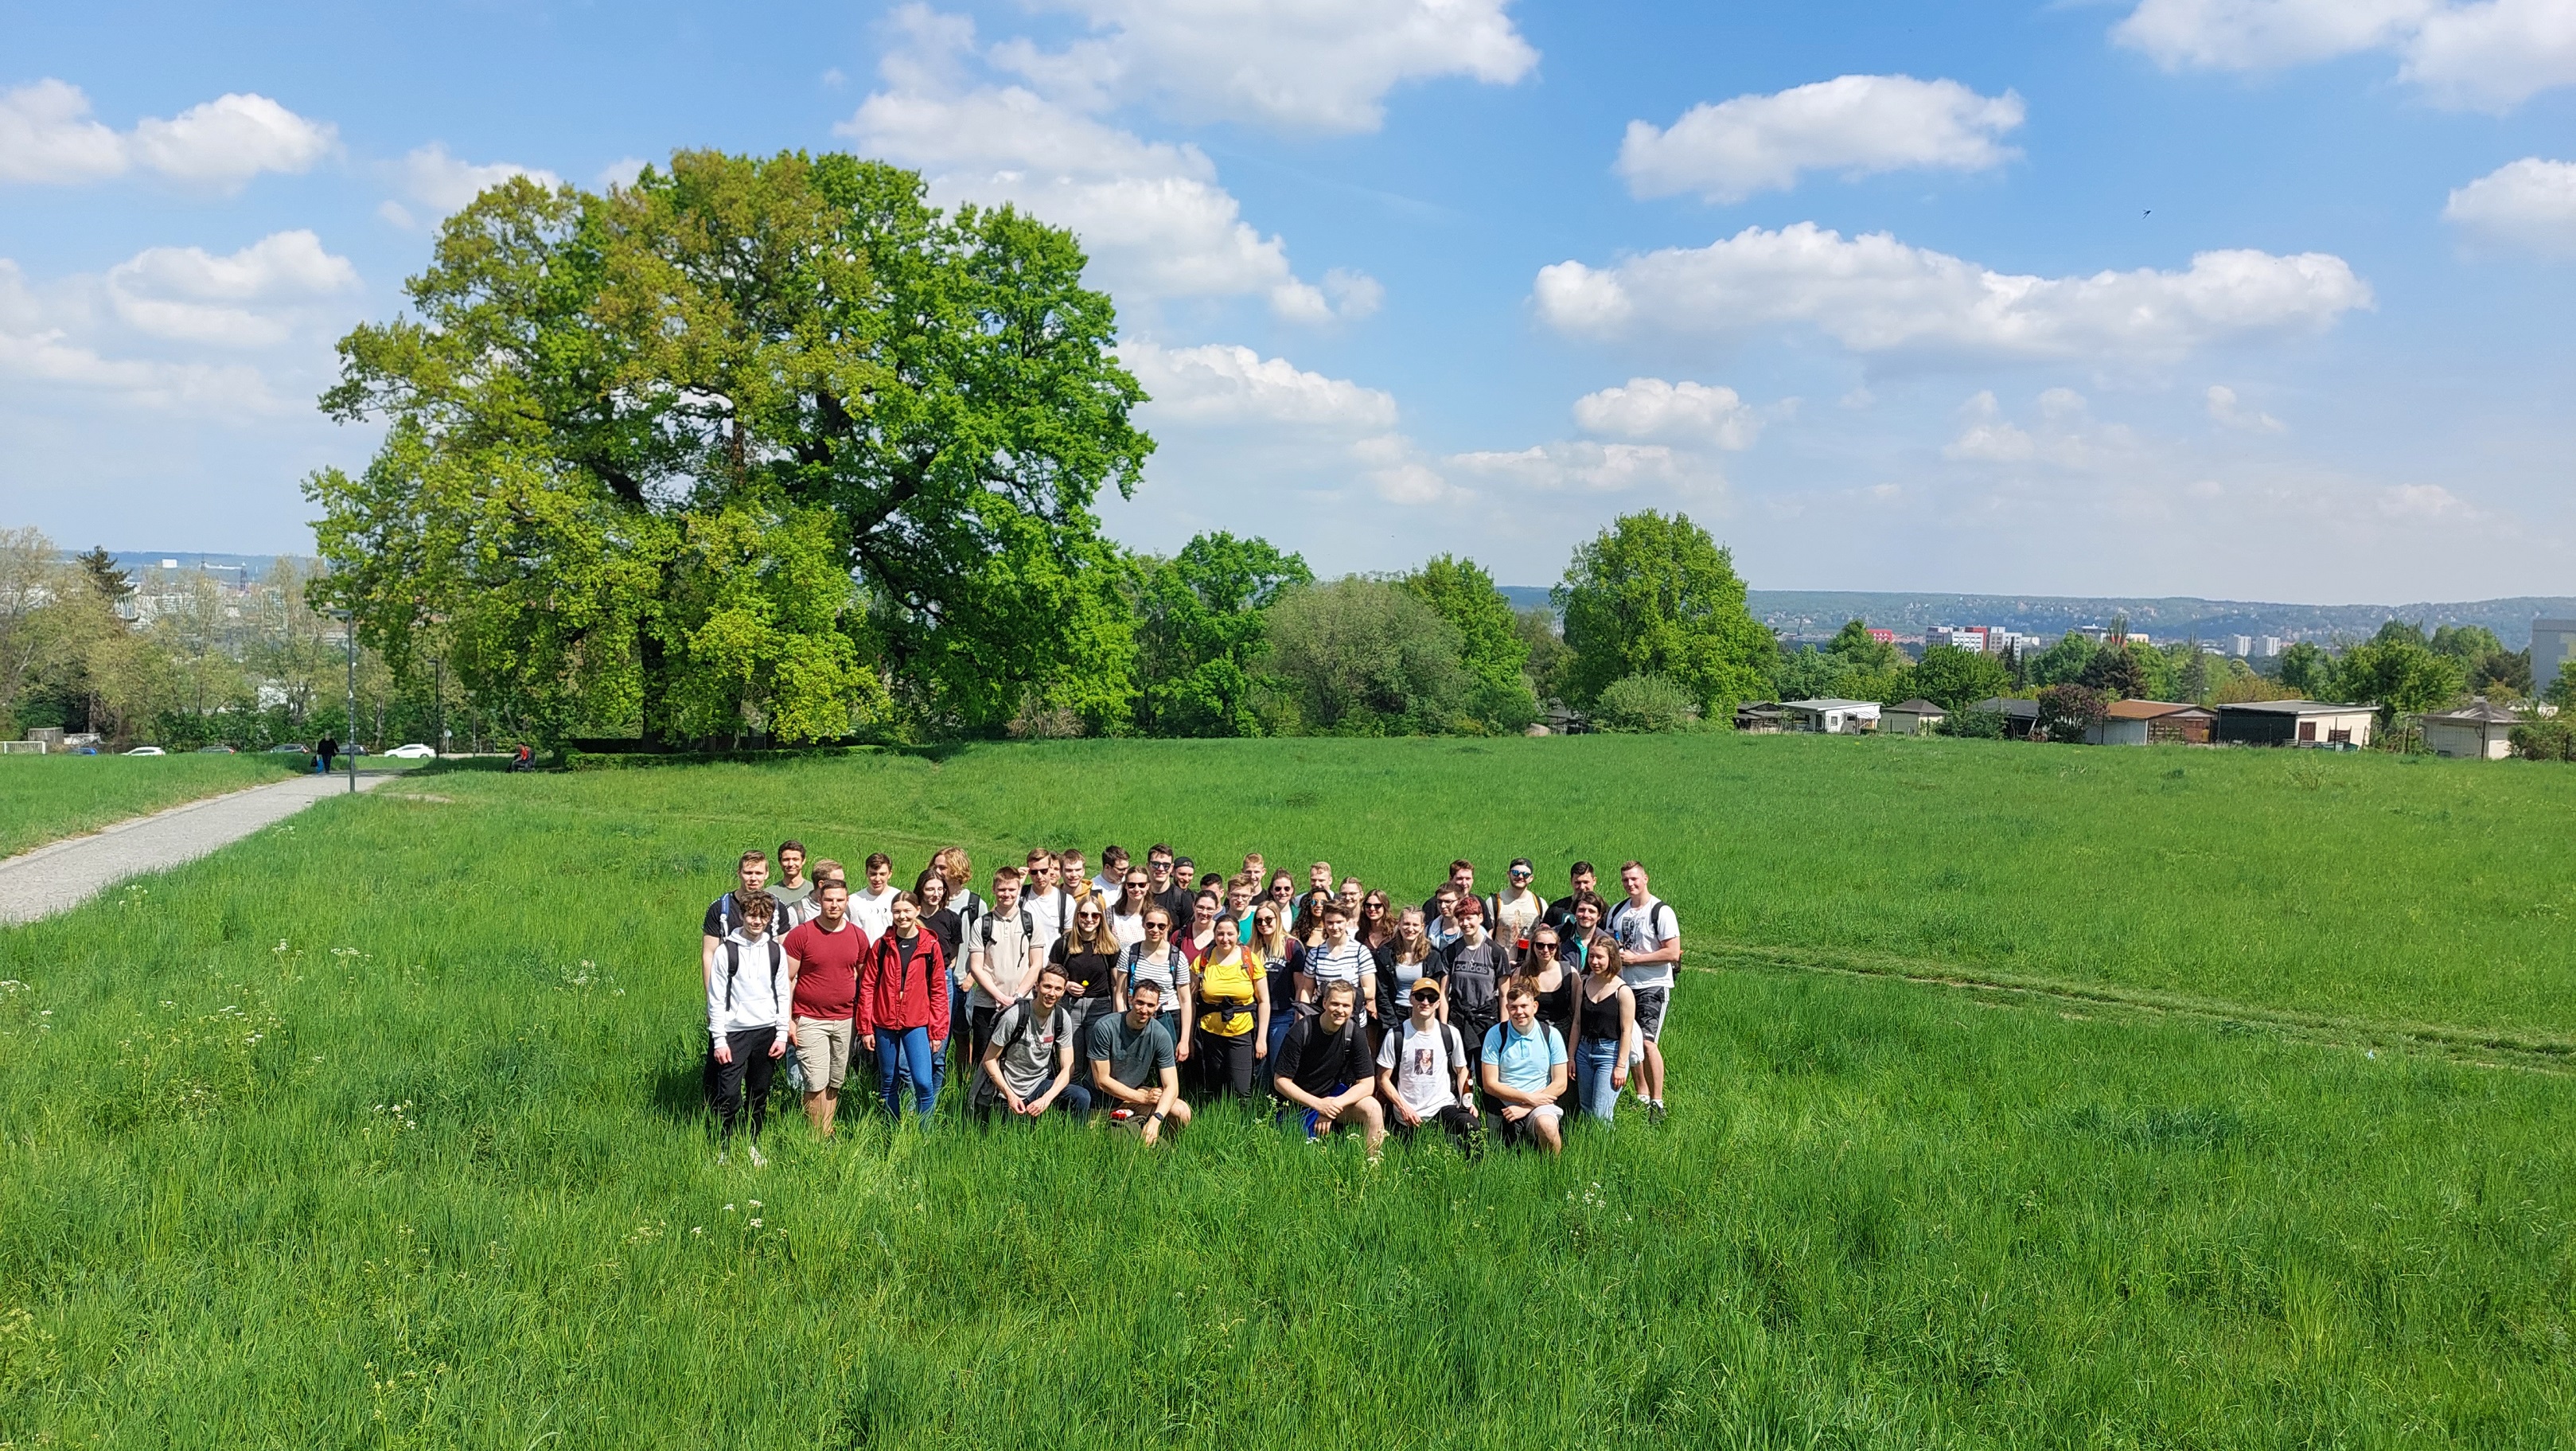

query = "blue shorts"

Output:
[[1280, 1083, 1353, 1139]]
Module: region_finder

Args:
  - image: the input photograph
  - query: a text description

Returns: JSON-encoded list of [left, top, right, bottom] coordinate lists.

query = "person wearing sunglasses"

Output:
[[1191, 910, 1271, 1102], [1519, 920, 1582, 1057], [1109, 869, 1153, 949], [1249, 901, 1305, 1063], [1493, 857, 1545, 952], [1292, 888, 1335, 951], [1115, 909, 1192, 1056], [1146, 844, 1191, 925], [1377, 977, 1479, 1154], [1356, 890, 1397, 953], [1050, 901, 1124, 1042]]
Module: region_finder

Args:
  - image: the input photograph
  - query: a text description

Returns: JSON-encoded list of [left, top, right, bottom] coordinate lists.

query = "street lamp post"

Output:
[[337, 610, 357, 794]]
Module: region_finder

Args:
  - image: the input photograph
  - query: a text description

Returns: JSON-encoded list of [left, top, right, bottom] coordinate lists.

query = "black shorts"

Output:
[[1631, 985, 1670, 1043]]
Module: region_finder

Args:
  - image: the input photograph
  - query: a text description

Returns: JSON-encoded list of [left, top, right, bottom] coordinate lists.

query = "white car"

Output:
[[124, 746, 166, 756], [384, 743, 437, 759]]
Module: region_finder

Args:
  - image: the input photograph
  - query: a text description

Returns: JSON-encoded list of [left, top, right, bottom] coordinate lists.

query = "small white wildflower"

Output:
[[748, 1218, 762, 1229]]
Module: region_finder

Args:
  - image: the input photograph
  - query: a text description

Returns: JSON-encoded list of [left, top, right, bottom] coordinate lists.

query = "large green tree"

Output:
[[1556, 511, 1774, 721], [1401, 555, 1537, 731], [306, 150, 1152, 745], [1904, 644, 2013, 712], [1132, 532, 1310, 737], [2335, 637, 2465, 720], [1257, 577, 1466, 735]]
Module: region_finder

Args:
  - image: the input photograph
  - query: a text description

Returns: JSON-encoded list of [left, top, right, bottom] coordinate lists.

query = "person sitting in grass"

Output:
[[1480, 980, 1568, 1156], [703, 888, 791, 1167], [1272, 981, 1385, 1158], [1088, 980, 1188, 1145], [782, 876, 867, 1140], [1378, 977, 1479, 1154], [975, 965, 1089, 1122]]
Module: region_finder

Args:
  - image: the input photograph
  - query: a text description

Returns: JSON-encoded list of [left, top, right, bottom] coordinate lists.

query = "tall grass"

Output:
[[1, 739, 2571, 1445], [0, 754, 299, 859]]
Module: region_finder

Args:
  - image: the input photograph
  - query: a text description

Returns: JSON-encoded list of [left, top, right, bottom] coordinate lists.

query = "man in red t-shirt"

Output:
[[782, 877, 870, 1137]]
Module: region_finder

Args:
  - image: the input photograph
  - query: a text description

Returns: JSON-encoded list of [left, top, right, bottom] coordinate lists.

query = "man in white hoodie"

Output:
[[703, 889, 793, 1167]]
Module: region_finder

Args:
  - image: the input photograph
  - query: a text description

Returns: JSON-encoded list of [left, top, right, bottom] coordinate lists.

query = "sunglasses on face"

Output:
[[1125, 879, 1148, 889], [1535, 940, 1560, 951], [1146, 921, 1170, 931], [1077, 911, 1102, 922]]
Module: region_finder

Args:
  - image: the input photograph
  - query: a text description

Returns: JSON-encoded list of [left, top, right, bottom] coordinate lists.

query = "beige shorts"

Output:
[[793, 1016, 854, 1090]]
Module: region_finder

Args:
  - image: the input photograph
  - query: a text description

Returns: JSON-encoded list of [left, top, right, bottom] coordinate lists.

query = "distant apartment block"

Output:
[[2536, 618, 2576, 693]]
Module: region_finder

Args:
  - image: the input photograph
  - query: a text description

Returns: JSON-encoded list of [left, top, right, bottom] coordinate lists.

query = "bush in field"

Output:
[[1938, 704, 2010, 739], [2037, 683, 2109, 743], [1592, 673, 1704, 733], [1257, 578, 1467, 735], [2510, 720, 2575, 762]]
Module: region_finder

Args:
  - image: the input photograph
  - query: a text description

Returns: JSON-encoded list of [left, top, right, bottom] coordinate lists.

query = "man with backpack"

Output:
[[974, 965, 1090, 1121], [1608, 860, 1680, 1125], [702, 851, 780, 981], [703, 889, 792, 1167], [967, 865, 1042, 1071], [1437, 895, 1510, 1086], [782, 876, 867, 1139], [1378, 977, 1479, 1153], [1272, 981, 1384, 1158]]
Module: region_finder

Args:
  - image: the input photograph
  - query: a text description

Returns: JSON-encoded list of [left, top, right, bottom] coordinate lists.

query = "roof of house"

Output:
[[1970, 696, 2040, 718], [1783, 698, 1881, 712], [2422, 702, 2523, 724], [1886, 698, 1946, 714], [2216, 700, 2373, 716], [2102, 699, 2216, 720]]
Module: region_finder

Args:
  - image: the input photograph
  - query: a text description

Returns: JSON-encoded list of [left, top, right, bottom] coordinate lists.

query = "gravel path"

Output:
[[0, 770, 393, 926]]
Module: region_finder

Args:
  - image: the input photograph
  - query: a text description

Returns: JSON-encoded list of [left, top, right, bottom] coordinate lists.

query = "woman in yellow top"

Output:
[[1191, 911, 1272, 1103]]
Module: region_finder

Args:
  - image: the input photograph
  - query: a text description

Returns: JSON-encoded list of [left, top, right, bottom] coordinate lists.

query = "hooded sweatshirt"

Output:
[[706, 927, 794, 1039]]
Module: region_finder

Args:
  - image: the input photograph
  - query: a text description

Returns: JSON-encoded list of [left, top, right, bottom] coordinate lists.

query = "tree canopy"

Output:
[[1132, 532, 1310, 737], [306, 150, 1152, 745], [1557, 511, 1774, 721], [1401, 555, 1537, 731], [1257, 577, 1466, 735]]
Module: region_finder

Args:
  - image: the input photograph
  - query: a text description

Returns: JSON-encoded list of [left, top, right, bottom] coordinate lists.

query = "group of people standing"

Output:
[[697, 841, 1680, 1165]]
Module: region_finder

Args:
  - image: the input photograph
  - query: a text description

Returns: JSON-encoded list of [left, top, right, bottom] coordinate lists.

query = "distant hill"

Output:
[[1501, 587, 2576, 649]]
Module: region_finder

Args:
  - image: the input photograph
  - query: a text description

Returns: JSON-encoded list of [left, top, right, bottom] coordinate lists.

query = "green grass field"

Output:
[[2, 736, 2572, 1447], [0, 753, 301, 860]]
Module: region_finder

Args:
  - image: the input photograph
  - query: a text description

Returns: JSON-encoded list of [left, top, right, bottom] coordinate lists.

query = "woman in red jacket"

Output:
[[862, 892, 951, 1121]]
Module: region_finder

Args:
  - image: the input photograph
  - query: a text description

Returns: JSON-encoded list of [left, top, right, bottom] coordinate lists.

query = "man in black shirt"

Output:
[[1438, 896, 1510, 1078], [1272, 981, 1384, 1157], [1146, 842, 1193, 925], [1545, 860, 1600, 934]]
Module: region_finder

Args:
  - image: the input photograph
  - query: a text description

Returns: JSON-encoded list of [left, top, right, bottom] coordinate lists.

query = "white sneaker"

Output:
[[715, 1150, 730, 1167], [746, 1144, 769, 1168]]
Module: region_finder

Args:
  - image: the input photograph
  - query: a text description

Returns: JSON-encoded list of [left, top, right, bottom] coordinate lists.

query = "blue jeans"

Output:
[[1575, 1038, 1621, 1122], [875, 1027, 941, 1119]]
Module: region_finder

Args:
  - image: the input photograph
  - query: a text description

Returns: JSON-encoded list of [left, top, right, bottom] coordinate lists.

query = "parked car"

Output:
[[266, 743, 309, 754], [384, 743, 437, 759], [124, 746, 166, 756], [195, 744, 236, 754]]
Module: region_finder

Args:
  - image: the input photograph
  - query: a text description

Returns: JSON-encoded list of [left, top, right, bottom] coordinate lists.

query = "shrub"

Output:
[[2036, 684, 2109, 743], [2509, 720, 2575, 762], [1939, 706, 2009, 739], [1592, 673, 1704, 734]]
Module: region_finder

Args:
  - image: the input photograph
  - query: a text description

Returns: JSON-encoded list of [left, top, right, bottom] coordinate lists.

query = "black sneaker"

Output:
[[1647, 1100, 1667, 1126]]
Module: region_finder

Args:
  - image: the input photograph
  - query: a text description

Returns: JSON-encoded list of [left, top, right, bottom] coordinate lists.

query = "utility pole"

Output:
[[340, 610, 357, 794]]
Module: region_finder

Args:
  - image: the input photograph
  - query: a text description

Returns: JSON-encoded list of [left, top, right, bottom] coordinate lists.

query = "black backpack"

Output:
[[719, 937, 785, 1013]]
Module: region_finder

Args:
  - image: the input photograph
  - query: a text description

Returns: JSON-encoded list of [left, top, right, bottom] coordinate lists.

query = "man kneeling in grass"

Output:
[[1378, 977, 1479, 1156], [704, 889, 792, 1167], [1272, 980, 1385, 1159], [1089, 980, 1189, 1145], [976, 965, 1090, 1122], [1480, 980, 1568, 1156]]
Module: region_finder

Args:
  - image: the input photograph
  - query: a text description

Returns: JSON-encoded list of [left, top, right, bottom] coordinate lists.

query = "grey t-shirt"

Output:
[[987, 1001, 1074, 1100], [1087, 1011, 1175, 1090]]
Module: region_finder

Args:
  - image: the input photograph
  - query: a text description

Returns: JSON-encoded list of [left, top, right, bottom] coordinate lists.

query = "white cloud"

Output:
[[2379, 482, 2484, 518], [1572, 377, 1762, 448], [104, 231, 361, 347], [1533, 222, 2370, 362], [594, 157, 649, 190], [1618, 75, 2025, 203], [0, 80, 335, 189], [2113, 0, 2576, 111], [2444, 157, 2576, 254], [840, 21, 1372, 321], [396, 142, 562, 216], [1943, 388, 2141, 466], [2205, 383, 2286, 431], [0, 259, 279, 412], [1445, 439, 1708, 495], [992, 0, 1537, 134], [1120, 340, 1397, 428]]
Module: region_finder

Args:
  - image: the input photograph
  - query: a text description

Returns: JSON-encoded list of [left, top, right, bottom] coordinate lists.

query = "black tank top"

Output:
[[1579, 981, 1624, 1043]]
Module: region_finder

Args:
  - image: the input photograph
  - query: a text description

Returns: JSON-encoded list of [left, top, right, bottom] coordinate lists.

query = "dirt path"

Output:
[[0, 771, 393, 926]]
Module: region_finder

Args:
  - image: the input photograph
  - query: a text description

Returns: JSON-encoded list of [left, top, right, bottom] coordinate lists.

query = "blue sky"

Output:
[[4, 0, 2573, 599]]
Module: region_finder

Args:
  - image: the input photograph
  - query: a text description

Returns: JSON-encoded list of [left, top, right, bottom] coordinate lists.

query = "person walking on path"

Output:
[[703, 890, 792, 1166], [862, 893, 950, 1122], [314, 735, 337, 775]]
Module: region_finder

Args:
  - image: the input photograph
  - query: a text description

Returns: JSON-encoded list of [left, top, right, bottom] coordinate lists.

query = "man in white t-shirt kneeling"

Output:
[[1377, 977, 1480, 1155]]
